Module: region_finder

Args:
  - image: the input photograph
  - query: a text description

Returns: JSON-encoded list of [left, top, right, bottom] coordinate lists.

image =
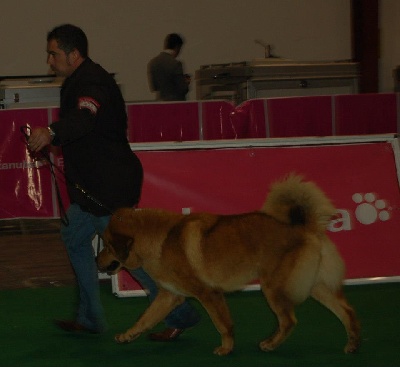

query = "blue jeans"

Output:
[[61, 204, 200, 331]]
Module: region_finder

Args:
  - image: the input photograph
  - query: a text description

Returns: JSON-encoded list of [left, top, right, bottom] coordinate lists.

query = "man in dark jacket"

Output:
[[147, 33, 190, 101], [28, 24, 200, 338]]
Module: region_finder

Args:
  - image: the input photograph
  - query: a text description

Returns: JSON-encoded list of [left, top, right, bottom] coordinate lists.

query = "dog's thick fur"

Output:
[[97, 174, 360, 356]]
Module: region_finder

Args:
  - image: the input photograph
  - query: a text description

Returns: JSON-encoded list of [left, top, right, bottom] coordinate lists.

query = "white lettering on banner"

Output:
[[352, 192, 390, 224], [56, 157, 64, 170], [182, 207, 191, 215], [0, 160, 46, 170], [0, 157, 64, 171], [328, 209, 352, 232], [328, 192, 392, 232]]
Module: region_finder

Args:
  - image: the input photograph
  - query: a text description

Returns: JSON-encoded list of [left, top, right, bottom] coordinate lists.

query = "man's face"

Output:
[[173, 46, 182, 58], [46, 39, 75, 77]]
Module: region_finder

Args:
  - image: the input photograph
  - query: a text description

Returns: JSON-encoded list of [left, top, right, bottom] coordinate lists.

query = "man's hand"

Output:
[[27, 127, 53, 152], [184, 73, 191, 85]]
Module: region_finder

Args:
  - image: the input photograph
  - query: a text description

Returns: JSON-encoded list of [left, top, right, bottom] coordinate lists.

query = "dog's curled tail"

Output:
[[262, 174, 336, 232]]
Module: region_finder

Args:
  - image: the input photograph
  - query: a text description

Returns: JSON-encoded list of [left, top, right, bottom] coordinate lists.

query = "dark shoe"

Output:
[[148, 327, 185, 341], [55, 320, 102, 334]]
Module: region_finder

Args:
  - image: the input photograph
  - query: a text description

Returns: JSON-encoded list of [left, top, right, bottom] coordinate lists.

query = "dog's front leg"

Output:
[[115, 288, 185, 343], [196, 291, 234, 355]]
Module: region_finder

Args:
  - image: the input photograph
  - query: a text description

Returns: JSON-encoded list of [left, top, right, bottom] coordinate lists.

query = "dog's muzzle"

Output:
[[106, 260, 121, 273], [97, 258, 121, 274]]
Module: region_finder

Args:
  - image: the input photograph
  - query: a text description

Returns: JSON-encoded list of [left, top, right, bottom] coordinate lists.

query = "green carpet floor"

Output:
[[0, 282, 399, 367]]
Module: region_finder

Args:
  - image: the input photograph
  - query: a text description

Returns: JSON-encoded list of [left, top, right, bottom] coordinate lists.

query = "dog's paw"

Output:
[[114, 332, 141, 344], [213, 346, 233, 356], [259, 339, 276, 352], [115, 333, 130, 343], [344, 338, 360, 354]]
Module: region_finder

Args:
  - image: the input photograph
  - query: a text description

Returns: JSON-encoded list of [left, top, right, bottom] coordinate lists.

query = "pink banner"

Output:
[[0, 109, 55, 218], [113, 141, 400, 293], [1, 103, 400, 293], [334, 93, 398, 135], [126, 102, 201, 142], [267, 96, 333, 137]]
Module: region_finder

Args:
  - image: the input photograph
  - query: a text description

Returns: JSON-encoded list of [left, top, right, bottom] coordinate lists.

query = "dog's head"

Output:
[[96, 224, 141, 275]]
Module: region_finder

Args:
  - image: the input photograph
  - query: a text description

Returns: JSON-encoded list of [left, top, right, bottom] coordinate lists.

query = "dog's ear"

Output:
[[111, 233, 134, 262]]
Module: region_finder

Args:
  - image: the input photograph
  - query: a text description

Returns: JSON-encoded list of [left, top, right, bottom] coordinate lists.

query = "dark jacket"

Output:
[[50, 58, 143, 216], [147, 51, 189, 101]]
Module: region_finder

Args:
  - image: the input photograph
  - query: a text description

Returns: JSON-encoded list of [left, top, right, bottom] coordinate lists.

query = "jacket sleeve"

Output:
[[173, 61, 189, 95], [147, 60, 158, 92], [50, 81, 108, 146]]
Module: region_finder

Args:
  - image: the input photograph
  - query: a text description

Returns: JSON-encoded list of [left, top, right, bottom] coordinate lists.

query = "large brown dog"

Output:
[[97, 174, 360, 356]]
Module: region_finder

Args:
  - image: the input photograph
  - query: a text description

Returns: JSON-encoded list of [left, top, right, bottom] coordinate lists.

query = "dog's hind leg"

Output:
[[196, 291, 234, 356], [311, 283, 360, 353], [259, 285, 298, 352], [258, 237, 321, 352], [115, 288, 185, 344]]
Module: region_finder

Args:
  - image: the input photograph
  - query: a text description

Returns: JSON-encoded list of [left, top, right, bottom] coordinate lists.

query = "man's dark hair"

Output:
[[47, 24, 88, 58], [164, 33, 184, 50]]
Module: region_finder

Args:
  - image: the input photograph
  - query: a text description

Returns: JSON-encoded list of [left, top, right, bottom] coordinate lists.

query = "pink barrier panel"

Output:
[[143, 143, 399, 280], [48, 147, 70, 218], [228, 99, 267, 139], [0, 109, 55, 218], [115, 140, 400, 295], [200, 100, 236, 139], [2, 92, 400, 221], [50, 107, 60, 122], [126, 102, 200, 142], [266, 96, 333, 137], [2, 106, 400, 294], [113, 271, 144, 295], [334, 93, 398, 135], [47, 107, 70, 217]]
